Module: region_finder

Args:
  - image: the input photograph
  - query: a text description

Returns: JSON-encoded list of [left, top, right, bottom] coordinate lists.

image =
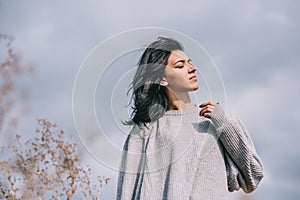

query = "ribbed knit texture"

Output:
[[117, 104, 264, 200]]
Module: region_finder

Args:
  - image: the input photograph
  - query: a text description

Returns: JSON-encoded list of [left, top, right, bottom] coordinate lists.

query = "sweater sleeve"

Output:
[[116, 126, 146, 200], [209, 104, 264, 193]]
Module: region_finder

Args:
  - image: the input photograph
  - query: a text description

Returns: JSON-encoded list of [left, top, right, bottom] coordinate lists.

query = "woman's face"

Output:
[[164, 50, 199, 93]]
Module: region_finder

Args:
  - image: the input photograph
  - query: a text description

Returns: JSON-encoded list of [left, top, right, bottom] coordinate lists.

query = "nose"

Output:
[[188, 64, 197, 73]]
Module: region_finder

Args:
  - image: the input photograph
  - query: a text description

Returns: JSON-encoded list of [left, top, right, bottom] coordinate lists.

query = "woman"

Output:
[[117, 37, 264, 200]]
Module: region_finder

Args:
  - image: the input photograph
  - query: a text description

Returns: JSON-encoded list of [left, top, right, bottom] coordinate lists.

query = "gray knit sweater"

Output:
[[117, 104, 264, 200]]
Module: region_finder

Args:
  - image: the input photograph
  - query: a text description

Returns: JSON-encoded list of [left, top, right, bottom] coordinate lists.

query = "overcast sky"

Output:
[[1, 0, 300, 199]]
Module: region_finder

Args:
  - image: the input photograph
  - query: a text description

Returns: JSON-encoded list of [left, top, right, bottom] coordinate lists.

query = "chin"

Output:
[[191, 86, 199, 91], [192, 85, 199, 91]]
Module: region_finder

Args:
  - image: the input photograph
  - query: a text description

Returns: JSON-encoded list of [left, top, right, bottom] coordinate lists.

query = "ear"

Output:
[[160, 77, 168, 86]]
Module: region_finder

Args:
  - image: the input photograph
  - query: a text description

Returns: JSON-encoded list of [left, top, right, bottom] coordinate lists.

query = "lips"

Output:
[[189, 75, 197, 80]]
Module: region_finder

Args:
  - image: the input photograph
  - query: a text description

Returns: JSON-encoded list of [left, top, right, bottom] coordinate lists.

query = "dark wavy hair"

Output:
[[126, 37, 184, 126]]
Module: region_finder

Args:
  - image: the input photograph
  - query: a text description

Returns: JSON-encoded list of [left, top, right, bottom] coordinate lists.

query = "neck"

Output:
[[166, 89, 195, 110]]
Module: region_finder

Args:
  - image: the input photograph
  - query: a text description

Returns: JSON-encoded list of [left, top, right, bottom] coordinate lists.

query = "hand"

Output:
[[199, 101, 218, 118]]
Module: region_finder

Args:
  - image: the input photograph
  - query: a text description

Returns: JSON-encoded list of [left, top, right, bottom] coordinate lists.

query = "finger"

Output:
[[200, 110, 212, 118], [199, 101, 216, 108], [199, 106, 214, 116], [202, 109, 213, 118], [204, 112, 212, 118], [206, 104, 216, 110], [199, 105, 215, 114], [199, 102, 209, 108], [201, 104, 216, 113]]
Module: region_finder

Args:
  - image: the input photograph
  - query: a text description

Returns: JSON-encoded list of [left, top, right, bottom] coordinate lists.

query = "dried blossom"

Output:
[[0, 33, 34, 133], [0, 33, 109, 199], [0, 119, 109, 199]]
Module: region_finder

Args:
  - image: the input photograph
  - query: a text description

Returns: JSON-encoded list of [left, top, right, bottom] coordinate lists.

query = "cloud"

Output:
[[226, 65, 300, 199], [1, 0, 300, 199]]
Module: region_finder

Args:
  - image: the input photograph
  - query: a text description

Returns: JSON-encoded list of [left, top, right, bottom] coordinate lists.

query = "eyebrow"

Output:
[[174, 58, 192, 65]]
